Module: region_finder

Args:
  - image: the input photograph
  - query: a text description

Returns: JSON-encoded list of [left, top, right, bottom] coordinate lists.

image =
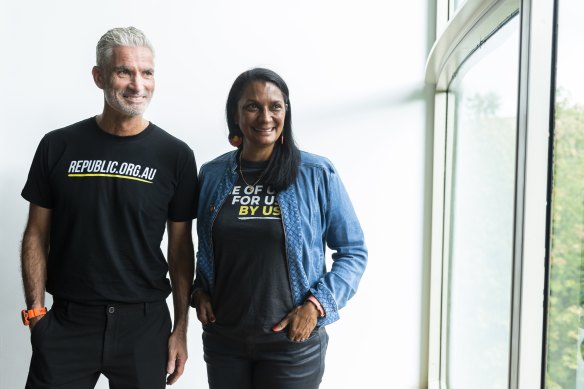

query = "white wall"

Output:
[[0, 1, 434, 388]]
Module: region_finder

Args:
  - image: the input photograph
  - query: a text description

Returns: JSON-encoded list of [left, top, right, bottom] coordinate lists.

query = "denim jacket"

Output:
[[192, 150, 367, 326]]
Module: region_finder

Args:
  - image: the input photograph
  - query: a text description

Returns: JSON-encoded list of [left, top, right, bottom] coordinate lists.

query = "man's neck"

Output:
[[96, 110, 149, 137]]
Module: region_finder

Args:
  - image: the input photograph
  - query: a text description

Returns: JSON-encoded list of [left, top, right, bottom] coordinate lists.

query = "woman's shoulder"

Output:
[[298, 150, 336, 173], [200, 150, 236, 171]]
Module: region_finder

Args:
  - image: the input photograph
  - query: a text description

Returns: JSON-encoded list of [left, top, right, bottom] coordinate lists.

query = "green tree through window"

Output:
[[546, 94, 584, 388]]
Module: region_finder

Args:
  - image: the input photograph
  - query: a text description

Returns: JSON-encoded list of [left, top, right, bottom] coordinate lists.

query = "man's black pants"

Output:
[[25, 299, 171, 389]]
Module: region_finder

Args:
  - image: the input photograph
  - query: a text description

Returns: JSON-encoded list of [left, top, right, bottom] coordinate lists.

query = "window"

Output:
[[545, 0, 584, 387], [426, 0, 554, 387], [445, 18, 519, 387]]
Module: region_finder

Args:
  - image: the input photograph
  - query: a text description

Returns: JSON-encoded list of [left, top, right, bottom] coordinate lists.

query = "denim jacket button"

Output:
[[210, 206, 215, 213]]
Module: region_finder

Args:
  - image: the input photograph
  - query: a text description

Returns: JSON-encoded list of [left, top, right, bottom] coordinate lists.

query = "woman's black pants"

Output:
[[203, 327, 328, 389]]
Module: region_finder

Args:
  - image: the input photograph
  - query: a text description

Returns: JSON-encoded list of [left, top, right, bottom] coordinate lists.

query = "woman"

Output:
[[191, 68, 367, 389]]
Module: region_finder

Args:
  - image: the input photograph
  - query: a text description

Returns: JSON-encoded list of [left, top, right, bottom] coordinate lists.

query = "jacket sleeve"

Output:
[[191, 165, 210, 303], [310, 165, 367, 326]]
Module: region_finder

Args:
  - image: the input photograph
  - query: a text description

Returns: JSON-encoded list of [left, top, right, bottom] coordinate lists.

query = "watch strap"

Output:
[[21, 307, 47, 326]]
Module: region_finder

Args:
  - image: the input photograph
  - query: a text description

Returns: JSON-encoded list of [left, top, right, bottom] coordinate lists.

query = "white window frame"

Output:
[[425, 0, 553, 388]]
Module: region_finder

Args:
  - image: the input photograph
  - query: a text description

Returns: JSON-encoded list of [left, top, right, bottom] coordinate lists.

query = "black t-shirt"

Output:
[[21, 117, 198, 304], [210, 158, 294, 339]]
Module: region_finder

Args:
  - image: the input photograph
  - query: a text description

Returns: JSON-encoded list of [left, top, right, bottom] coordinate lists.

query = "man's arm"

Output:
[[21, 203, 52, 329], [166, 220, 194, 385]]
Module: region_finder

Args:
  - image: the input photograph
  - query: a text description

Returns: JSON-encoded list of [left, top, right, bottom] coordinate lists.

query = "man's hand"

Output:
[[166, 220, 193, 385], [272, 302, 319, 342], [28, 315, 45, 332], [192, 290, 215, 325], [166, 330, 187, 385]]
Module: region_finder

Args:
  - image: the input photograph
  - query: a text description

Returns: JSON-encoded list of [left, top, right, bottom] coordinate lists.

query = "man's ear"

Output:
[[92, 66, 105, 89]]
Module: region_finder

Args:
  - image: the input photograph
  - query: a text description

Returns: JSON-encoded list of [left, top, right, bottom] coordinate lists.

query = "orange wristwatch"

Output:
[[21, 307, 47, 326]]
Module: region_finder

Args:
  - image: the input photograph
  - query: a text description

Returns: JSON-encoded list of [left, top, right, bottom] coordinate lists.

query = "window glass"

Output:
[[546, 0, 584, 387], [452, 0, 464, 14], [445, 16, 519, 388]]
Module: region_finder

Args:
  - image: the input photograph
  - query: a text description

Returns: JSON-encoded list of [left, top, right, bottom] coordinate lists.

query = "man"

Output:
[[20, 26, 197, 388]]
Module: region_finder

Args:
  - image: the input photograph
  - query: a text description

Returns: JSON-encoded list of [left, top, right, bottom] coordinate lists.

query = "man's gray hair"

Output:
[[96, 26, 154, 68]]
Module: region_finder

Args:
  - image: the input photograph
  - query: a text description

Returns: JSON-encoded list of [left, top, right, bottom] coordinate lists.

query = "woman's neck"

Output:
[[240, 144, 274, 162]]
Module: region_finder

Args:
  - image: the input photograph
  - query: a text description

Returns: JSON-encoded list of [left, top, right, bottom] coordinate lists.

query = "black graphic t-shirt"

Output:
[[22, 117, 198, 304], [210, 158, 294, 339]]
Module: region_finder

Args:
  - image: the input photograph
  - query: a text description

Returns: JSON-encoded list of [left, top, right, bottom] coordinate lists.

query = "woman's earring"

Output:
[[229, 135, 242, 147]]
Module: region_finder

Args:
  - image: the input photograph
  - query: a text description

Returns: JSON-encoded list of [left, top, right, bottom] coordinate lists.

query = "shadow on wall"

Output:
[[301, 84, 429, 123]]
